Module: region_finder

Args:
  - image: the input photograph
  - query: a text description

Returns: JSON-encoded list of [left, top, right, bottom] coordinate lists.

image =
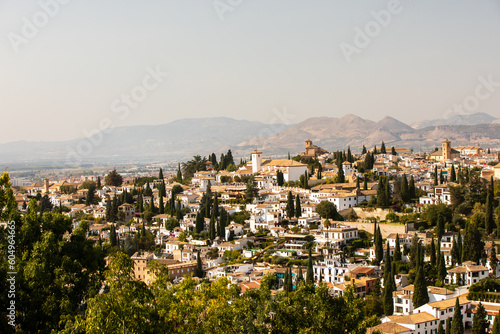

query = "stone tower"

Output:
[[442, 140, 451, 161], [251, 149, 262, 173]]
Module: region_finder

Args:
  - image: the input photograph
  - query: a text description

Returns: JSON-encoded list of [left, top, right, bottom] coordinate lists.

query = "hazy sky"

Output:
[[1, 0, 499, 143]]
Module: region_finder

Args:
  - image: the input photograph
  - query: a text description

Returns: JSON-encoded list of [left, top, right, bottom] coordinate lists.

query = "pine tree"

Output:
[[286, 191, 295, 219], [394, 234, 402, 262], [306, 247, 314, 285], [451, 297, 464, 334], [295, 195, 301, 219], [472, 302, 489, 334]]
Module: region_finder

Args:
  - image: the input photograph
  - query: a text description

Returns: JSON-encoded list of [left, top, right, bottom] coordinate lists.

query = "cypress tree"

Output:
[[451, 297, 464, 334], [457, 230, 463, 265], [492, 314, 500, 334], [451, 237, 458, 266], [391, 146, 396, 155], [430, 237, 436, 268], [195, 212, 204, 234], [377, 177, 387, 208], [413, 244, 429, 308], [491, 242, 498, 277], [209, 214, 216, 240], [295, 195, 301, 219], [159, 168, 163, 180], [286, 191, 295, 219], [356, 177, 360, 190], [401, 174, 409, 203], [446, 317, 451, 334], [337, 165, 345, 183], [159, 195, 164, 214], [451, 165, 457, 182], [437, 322, 443, 334], [362, 145, 367, 154], [409, 175, 416, 200], [363, 176, 368, 190], [381, 141, 386, 154], [110, 223, 117, 247], [177, 163, 183, 183], [384, 241, 392, 283], [486, 187, 494, 235], [306, 247, 314, 285], [394, 234, 402, 262], [472, 302, 488, 334], [376, 226, 384, 265], [434, 165, 438, 186], [212, 192, 219, 218], [297, 266, 304, 284], [438, 253, 447, 283], [195, 250, 203, 278]]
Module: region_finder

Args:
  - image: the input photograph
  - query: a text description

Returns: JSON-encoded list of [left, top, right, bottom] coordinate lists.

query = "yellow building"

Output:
[[429, 140, 460, 162]]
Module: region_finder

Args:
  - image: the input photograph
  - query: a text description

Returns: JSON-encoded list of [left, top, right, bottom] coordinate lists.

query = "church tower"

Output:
[[251, 149, 262, 173], [442, 140, 451, 161]]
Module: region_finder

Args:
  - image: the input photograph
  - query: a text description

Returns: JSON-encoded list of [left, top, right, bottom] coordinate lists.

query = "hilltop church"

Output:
[[429, 140, 460, 162]]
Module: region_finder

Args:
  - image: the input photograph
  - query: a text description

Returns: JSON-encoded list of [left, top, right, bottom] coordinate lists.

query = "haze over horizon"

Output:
[[1, 0, 500, 144]]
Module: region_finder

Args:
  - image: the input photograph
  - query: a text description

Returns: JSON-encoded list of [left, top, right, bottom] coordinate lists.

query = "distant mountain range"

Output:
[[410, 112, 498, 129], [1, 113, 499, 165]]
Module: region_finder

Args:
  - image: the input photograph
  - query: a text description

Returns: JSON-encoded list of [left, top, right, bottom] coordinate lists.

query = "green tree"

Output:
[[245, 176, 258, 203], [194, 250, 203, 278], [437, 321, 443, 334], [451, 164, 457, 182], [391, 146, 397, 155], [80, 252, 152, 333], [472, 302, 489, 334], [295, 194, 301, 219], [286, 191, 295, 219], [158, 168, 164, 180], [492, 314, 500, 334], [176, 163, 183, 183], [380, 141, 386, 154], [104, 169, 123, 186], [315, 200, 342, 220], [446, 317, 451, 334], [486, 183, 494, 234], [401, 174, 410, 203], [277, 170, 284, 186], [430, 237, 437, 268], [463, 222, 485, 264], [409, 175, 416, 200], [394, 234, 402, 262], [306, 247, 314, 285], [451, 297, 464, 334], [413, 244, 429, 308], [438, 253, 447, 283], [337, 165, 345, 183], [491, 242, 498, 276]]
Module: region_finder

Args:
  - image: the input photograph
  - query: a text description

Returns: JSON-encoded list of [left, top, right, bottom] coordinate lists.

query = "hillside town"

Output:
[[3, 139, 500, 333]]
